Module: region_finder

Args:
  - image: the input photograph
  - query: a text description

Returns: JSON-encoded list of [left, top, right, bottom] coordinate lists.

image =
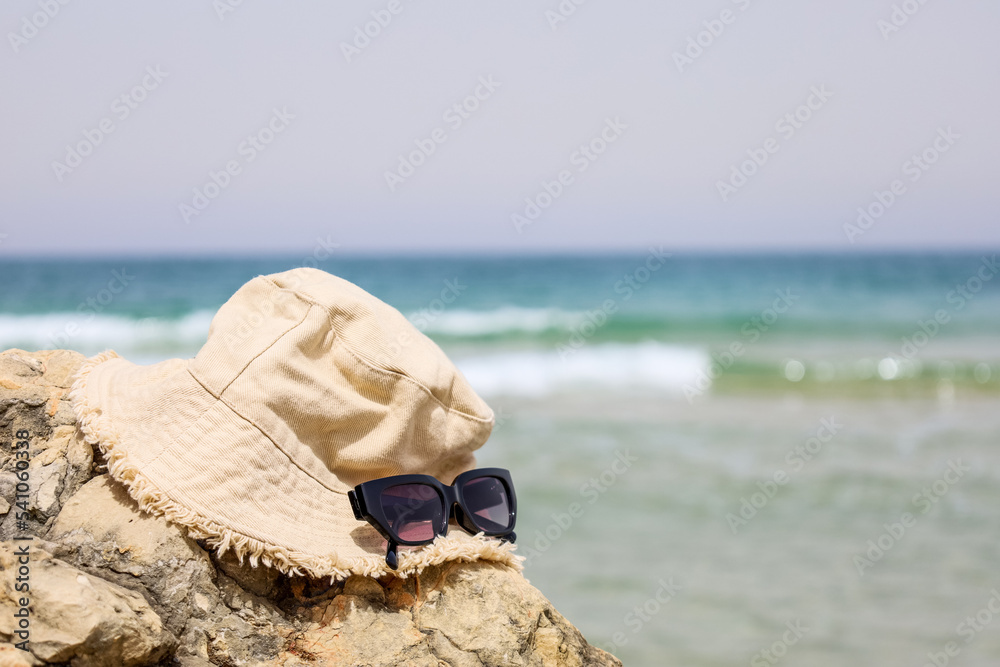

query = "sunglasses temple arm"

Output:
[[348, 490, 364, 520], [501, 531, 516, 544], [386, 539, 399, 570]]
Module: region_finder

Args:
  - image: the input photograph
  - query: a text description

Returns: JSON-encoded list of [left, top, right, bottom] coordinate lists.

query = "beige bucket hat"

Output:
[[70, 267, 520, 580]]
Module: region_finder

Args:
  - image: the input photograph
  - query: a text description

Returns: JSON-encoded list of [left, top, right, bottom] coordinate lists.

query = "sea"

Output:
[[2, 252, 999, 666]]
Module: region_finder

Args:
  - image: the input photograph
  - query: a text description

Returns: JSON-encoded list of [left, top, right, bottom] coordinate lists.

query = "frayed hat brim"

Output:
[[70, 350, 522, 581]]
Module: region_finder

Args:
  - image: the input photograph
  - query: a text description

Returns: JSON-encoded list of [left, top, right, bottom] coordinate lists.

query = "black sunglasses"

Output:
[[348, 467, 517, 569]]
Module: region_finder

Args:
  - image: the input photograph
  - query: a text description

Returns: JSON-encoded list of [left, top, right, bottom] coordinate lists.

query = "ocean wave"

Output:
[[409, 307, 582, 336], [454, 342, 709, 397], [3, 309, 993, 398], [0, 310, 215, 357], [0, 307, 584, 355]]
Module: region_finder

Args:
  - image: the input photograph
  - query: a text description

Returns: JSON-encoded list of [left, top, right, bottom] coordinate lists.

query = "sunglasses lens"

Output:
[[461, 476, 511, 533], [380, 483, 442, 542]]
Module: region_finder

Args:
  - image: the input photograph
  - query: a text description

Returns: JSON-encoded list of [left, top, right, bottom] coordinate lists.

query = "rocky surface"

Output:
[[0, 349, 620, 667]]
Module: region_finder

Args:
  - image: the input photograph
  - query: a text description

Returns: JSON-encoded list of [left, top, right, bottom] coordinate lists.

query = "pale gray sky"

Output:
[[1, 1, 997, 255]]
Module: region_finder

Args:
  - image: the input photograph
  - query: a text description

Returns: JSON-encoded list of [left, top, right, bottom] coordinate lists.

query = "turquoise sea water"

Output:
[[2, 252, 999, 665]]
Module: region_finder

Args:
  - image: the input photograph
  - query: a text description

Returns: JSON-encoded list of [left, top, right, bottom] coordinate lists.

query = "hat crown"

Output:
[[189, 268, 493, 490]]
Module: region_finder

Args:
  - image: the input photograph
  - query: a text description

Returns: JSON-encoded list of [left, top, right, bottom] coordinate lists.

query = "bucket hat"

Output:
[[69, 267, 520, 580]]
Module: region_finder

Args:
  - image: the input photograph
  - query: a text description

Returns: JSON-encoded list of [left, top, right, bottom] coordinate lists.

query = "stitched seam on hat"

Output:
[[182, 295, 460, 498], [190, 287, 312, 398], [333, 320, 493, 425], [185, 355, 352, 497], [183, 289, 342, 493], [262, 275, 493, 426]]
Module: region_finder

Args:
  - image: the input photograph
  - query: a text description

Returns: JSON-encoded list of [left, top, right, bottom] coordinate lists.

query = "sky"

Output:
[[0, 0, 997, 256]]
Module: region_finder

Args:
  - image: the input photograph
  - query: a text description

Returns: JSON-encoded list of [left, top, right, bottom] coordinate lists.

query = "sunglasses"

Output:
[[348, 467, 517, 569]]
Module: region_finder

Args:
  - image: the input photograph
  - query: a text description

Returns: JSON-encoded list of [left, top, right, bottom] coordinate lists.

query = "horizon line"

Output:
[[1, 246, 998, 261]]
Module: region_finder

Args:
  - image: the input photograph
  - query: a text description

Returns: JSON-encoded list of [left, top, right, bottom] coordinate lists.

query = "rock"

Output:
[[46, 470, 299, 665], [47, 477, 231, 636], [278, 562, 615, 666], [0, 349, 621, 667], [0, 350, 93, 542], [0, 544, 175, 666], [0, 642, 42, 667]]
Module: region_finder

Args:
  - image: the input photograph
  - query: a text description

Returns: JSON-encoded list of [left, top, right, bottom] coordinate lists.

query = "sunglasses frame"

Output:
[[348, 467, 517, 569]]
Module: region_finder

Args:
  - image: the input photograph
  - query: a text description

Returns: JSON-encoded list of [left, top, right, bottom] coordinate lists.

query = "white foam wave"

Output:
[[454, 342, 709, 397], [409, 307, 581, 336], [0, 307, 595, 357], [0, 310, 215, 358], [0, 311, 709, 398]]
